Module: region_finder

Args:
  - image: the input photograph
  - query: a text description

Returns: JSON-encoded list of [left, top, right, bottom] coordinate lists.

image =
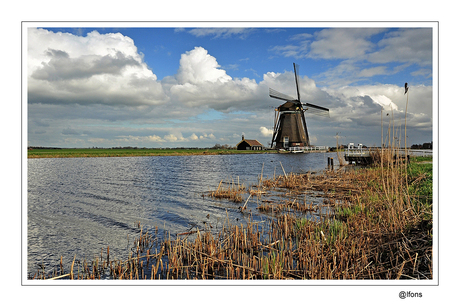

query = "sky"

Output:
[[26, 23, 435, 148]]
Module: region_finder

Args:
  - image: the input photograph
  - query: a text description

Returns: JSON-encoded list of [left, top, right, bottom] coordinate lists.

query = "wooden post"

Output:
[[327, 157, 334, 170]]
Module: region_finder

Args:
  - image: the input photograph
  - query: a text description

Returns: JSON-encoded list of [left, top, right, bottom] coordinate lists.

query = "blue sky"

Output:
[[26, 23, 435, 148], [40, 27, 430, 86]]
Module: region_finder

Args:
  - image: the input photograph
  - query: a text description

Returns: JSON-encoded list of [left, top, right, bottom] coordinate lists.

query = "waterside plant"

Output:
[[30, 154, 432, 280]]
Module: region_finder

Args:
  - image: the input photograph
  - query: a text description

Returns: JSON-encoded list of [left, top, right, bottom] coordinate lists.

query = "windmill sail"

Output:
[[269, 63, 329, 149], [269, 88, 296, 102], [294, 63, 301, 101], [303, 102, 330, 117]]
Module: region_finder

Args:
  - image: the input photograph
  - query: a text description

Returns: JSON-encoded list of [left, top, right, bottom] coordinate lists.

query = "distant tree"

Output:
[[211, 144, 234, 149], [411, 142, 432, 150]]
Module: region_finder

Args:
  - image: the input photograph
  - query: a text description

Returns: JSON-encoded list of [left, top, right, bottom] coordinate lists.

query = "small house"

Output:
[[236, 136, 264, 150]]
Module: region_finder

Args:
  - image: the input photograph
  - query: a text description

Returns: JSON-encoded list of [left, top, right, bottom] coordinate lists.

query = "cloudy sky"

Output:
[[26, 23, 435, 148]]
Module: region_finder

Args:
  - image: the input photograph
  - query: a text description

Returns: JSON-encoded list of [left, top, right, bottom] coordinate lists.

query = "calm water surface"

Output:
[[27, 152, 337, 277]]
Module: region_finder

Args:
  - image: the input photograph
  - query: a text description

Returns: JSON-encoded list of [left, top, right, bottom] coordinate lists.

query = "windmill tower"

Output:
[[269, 63, 329, 149]]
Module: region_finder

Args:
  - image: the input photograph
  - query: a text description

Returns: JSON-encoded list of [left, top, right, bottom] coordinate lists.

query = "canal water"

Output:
[[27, 152, 337, 277]]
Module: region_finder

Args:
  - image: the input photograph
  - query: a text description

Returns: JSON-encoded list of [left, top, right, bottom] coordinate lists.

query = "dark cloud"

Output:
[[31, 49, 141, 81], [30, 118, 50, 127], [28, 86, 162, 107], [360, 95, 384, 114], [61, 127, 80, 135], [368, 28, 433, 66]]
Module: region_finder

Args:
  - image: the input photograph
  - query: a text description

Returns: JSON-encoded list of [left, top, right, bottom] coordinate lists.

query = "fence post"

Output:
[[327, 157, 334, 170]]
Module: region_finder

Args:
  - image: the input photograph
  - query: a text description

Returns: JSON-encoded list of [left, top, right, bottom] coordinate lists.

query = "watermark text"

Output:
[[399, 291, 422, 299]]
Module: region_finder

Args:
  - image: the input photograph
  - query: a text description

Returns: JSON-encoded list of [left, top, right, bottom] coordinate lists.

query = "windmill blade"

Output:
[[269, 88, 296, 102], [304, 102, 329, 112], [271, 117, 280, 147], [293, 63, 301, 101], [300, 109, 310, 146], [305, 108, 330, 117], [302, 102, 330, 117]]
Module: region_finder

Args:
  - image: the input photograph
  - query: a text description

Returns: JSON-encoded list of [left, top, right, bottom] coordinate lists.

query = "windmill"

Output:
[[269, 63, 329, 149]]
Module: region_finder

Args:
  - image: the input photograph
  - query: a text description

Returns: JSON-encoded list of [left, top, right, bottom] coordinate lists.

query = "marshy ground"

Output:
[[30, 154, 433, 280]]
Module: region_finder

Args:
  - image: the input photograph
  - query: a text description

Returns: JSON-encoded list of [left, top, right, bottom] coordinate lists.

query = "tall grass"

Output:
[[31, 156, 432, 280]]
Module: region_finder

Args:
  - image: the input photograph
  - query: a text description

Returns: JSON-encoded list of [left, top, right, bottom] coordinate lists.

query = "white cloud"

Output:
[[289, 33, 313, 41], [411, 68, 432, 77], [269, 28, 432, 90], [199, 133, 216, 140], [116, 135, 165, 144], [148, 135, 164, 142], [270, 44, 305, 58], [168, 46, 263, 111], [271, 28, 385, 60], [28, 28, 168, 106], [259, 126, 273, 137], [164, 134, 181, 142], [327, 85, 399, 112], [358, 66, 388, 77], [175, 47, 232, 84], [309, 28, 384, 59], [87, 132, 218, 147]]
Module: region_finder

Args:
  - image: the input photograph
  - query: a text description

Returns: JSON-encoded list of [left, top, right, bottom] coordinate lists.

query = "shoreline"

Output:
[[27, 148, 334, 159], [27, 148, 277, 159]]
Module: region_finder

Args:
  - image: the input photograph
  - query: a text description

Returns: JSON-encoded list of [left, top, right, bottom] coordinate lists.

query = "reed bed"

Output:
[[31, 153, 432, 280], [205, 178, 246, 203]]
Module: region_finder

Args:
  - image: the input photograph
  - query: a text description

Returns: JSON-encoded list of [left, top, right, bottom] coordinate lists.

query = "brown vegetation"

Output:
[[30, 153, 432, 280]]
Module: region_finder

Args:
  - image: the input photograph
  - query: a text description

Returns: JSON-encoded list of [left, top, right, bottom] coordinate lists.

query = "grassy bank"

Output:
[[30, 155, 432, 280], [27, 147, 270, 158]]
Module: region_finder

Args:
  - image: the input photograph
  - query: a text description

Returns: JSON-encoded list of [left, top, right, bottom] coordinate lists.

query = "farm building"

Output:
[[236, 136, 264, 150]]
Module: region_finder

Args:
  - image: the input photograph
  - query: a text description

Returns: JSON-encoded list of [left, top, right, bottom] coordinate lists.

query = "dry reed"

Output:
[[32, 157, 431, 280]]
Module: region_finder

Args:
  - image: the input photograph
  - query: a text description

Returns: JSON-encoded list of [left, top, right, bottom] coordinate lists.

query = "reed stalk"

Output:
[[32, 149, 431, 281]]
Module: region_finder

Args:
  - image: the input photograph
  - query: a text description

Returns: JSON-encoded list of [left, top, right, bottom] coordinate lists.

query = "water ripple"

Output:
[[27, 152, 335, 276]]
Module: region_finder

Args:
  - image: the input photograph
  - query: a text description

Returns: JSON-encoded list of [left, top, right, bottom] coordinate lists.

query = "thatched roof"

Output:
[[240, 139, 262, 147], [236, 137, 263, 148]]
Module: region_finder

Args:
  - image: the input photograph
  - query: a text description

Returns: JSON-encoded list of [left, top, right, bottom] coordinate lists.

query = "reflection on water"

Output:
[[27, 152, 336, 277]]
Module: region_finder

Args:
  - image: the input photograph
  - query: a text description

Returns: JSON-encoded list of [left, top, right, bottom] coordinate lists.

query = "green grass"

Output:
[[28, 147, 271, 158], [333, 154, 433, 229], [335, 204, 363, 219], [407, 157, 433, 219], [411, 155, 432, 163]]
